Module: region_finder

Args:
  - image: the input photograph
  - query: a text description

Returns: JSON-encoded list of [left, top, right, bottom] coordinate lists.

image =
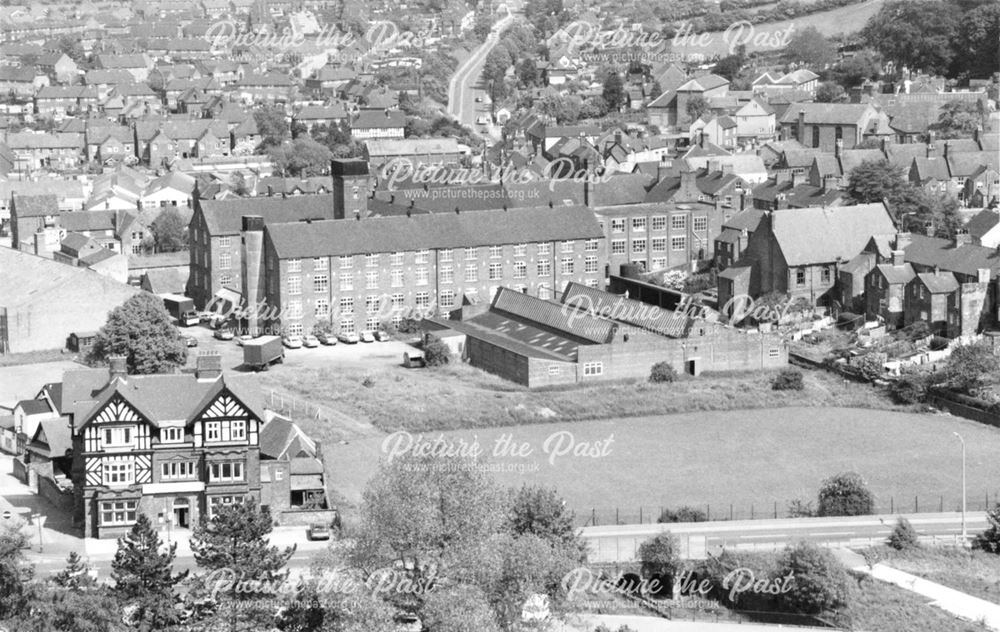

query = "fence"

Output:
[[574, 492, 1000, 527]]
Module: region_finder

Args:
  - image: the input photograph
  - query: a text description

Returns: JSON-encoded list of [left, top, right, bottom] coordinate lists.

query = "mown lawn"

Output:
[[835, 574, 988, 632]]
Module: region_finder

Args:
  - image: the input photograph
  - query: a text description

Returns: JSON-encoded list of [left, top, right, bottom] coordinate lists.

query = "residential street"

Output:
[[446, 2, 518, 129]]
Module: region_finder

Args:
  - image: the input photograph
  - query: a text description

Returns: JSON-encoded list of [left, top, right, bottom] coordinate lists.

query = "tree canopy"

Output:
[[89, 293, 187, 374], [782, 26, 836, 67], [862, 0, 959, 75], [111, 514, 187, 628], [150, 207, 187, 253], [817, 472, 874, 517]]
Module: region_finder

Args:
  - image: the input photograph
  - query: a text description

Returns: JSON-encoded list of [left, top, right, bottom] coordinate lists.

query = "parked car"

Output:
[[306, 523, 331, 541], [302, 334, 320, 348], [179, 310, 200, 327], [317, 332, 338, 345], [197, 311, 216, 323], [359, 330, 376, 343], [373, 330, 390, 341], [213, 328, 234, 341], [235, 334, 254, 346], [337, 332, 360, 344], [282, 335, 303, 349], [184, 336, 198, 347], [475, 96, 483, 102]]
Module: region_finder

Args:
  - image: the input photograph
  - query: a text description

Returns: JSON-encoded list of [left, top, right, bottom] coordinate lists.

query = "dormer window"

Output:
[[162, 427, 184, 443]]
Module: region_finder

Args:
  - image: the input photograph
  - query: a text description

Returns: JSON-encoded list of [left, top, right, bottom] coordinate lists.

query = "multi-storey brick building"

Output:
[[258, 205, 607, 336], [65, 355, 265, 538]]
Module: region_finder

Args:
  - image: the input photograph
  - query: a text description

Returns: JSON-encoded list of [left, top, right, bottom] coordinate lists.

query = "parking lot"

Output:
[[178, 322, 423, 373]]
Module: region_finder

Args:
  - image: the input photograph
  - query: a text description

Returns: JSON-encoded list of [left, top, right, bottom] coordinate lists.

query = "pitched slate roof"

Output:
[[915, 271, 959, 293], [29, 417, 73, 458], [560, 282, 688, 337], [266, 206, 604, 259], [198, 195, 339, 236], [18, 399, 52, 415], [903, 234, 1000, 277], [351, 109, 405, 130], [769, 203, 896, 266], [678, 74, 728, 92], [779, 103, 873, 126], [259, 415, 318, 460], [874, 262, 916, 285], [966, 209, 1000, 240], [492, 286, 615, 344], [12, 194, 59, 218]]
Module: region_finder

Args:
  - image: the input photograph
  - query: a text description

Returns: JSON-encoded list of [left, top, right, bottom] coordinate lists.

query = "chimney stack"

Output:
[[894, 231, 912, 252], [797, 109, 805, 145], [109, 356, 127, 382], [834, 138, 843, 159], [955, 230, 971, 247], [195, 352, 222, 381], [891, 249, 905, 266]]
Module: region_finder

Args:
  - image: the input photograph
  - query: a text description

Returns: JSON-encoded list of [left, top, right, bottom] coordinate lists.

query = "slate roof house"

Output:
[[779, 103, 890, 153]]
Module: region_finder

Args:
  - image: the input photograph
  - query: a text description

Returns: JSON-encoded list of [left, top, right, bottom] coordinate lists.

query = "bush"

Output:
[[658, 506, 707, 523], [423, 335, 452, 367], [362, 375, 376, 388], [888, 373, 928, 404], [772, 368, 804, 391], [787, 499, 815, 518], [649, 362, 677, 383], [682, 273, 714, 294], [818, 472, 875, 517], [397, 317, 421, 334], [888, 517, 920, 550], [837, 311, 862, 331], [778, 542, 850, 615], [973, 505, 1000, 554], [856, 353, 886, 381]]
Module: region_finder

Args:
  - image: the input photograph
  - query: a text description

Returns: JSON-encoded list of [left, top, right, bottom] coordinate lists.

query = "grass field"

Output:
[[837, 575, 988, 632], [670, 0, 886, 57], [874, 547, 1000, 606], [257, 361, 907, 436], [320, 406, 1000, 524]]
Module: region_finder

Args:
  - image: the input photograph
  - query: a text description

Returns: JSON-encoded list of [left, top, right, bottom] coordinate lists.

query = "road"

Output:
[[447, 3, 518, 129], [581, 512, 986, 562]]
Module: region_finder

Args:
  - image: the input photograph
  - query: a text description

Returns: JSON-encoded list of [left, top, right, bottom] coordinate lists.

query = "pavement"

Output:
[[835, 548, 1000, 631], [582, 513, 984, 562]]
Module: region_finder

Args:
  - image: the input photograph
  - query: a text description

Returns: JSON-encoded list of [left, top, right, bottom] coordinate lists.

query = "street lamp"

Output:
[[953, 432, 967, 546]]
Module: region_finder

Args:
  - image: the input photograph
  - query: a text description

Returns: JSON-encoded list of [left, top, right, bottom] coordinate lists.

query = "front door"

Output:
[[172, 498, 190, 528]]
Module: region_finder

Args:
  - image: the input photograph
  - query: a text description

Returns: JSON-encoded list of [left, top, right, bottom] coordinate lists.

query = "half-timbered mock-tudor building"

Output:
[[70, 354, 265, 538]]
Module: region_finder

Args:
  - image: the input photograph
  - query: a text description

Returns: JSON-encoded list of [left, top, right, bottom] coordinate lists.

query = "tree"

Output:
[[30, 586, 123, 632], [88, 293, 187, 374], [56, 34, 86, 65], [52, 551, 92, 590], [832, 49, 882, 88], [473, 11, 492, 41], [817, 472, 874, 517], [945, 341, 1000, 394], [862, 0, 959, 75], [772, 368, 804, 391], [713, 54, 744, 81], [974, 505, 1000, 554], [421, 584, 500, 632], [268, 136, 333, 177], [253, 105, 290, 146], [190, 497, 296, 598], [0, 523, 32, 620], [930, 99, 987, 139], [846, 159, 908, 204], [649, 362, 677, 383], [953, 3, 1000, 79], [888, 517, 920, 550], [231, 172, 250, 197], [517, 57, 538, 87], [508, 485, 585, 557], [150, 207, 187, 253], [814, 82, 847, 103], [777, 542, 850, 614], [111, 514, 187, 629], [637, 532, 682, 579], [423, 334, 452, 367], [602, 72, 625, 112], [685, 95, 709, 122], [782, 26, 836, 67]]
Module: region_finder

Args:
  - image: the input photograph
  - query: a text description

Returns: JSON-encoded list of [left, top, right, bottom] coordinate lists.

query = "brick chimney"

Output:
[[109, 355, 127, 382], [891, 249, 905, 266], [954, 230, 971, 247], [797, 109, 805, 144], [822, 174, 839, 193], [196, 352, 222, 381], [894, 231, 912, 251]]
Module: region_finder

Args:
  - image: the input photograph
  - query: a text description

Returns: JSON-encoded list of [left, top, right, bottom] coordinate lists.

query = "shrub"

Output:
[[772, 368, 804, 391], [818, 472, 875, 517], [658, 506, 707, 523], [649, 362, 677, 383], [973, 505, 1000, 554], [787, 499, 815, 518], [888, 517, 920, 550], [888, 373, 928, 404], [837, 311, 862, 331], [856, 353, 886, 381], [362, 375, 376, 388], [682, 273, 714, 294], [397, 317, 421, 334], [423, 335, 452, 367], [778, 542, 850, 615]]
